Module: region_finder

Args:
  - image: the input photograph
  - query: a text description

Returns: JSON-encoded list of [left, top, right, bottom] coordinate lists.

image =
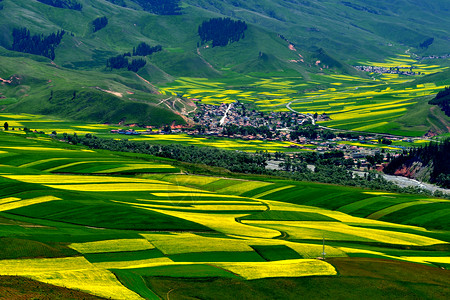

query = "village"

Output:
[[110, 101, 423, 171], [353, 65, 420, 76]]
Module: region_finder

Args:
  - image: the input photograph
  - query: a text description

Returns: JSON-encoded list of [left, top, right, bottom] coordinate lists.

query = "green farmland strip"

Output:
[[350, 198, 414, 218], [251, 245, 303, 261], [126, 264, 241, 279], [113, 269, 160, 300], [368, 201, 429, 220], [380, 203, 450, 230], [337, 196, 410, 215], [169, 251, 265, 262]]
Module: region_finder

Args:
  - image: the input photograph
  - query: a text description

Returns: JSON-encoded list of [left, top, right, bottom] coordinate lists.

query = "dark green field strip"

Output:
[[338, 196, 394, 214], [113, 270, 160, 300], [0, 276, 106, 300], [251, 245, 303, 261], [264, 186, 369, 210], [258, 186, 308, 202], [84, 249, 165, 263], [239, 183, 287, 198], [0, 237, 78, 259], [240, 210, 339, 222], [0, 181, 53, 198], [121, 264, 241, 279], [0, 212, 144, 243], [9, 200, 213, 231], [303, 192, 375, 211], [169, 251, 265, 262], [380, 202, 450, 230]]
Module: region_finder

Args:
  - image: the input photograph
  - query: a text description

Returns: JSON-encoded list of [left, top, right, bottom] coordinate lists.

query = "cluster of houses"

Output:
[[354, 65, 419, 76], [193, 102, 310, 132]]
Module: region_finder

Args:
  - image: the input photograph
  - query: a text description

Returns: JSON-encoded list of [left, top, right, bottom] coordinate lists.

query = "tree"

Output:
[[3, 122, 8, 131], [92, 16, 108, 32], [198, 18, 247, 47]]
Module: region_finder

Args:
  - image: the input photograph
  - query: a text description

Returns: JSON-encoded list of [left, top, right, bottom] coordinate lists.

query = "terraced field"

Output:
[[0, 132, 449, 299]]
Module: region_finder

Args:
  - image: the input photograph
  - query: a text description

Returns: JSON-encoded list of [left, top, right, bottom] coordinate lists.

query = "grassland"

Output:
[[0, 131, 448, 298]]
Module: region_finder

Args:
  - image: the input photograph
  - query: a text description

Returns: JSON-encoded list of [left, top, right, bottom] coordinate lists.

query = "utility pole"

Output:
[[322, 237, 326, 260]]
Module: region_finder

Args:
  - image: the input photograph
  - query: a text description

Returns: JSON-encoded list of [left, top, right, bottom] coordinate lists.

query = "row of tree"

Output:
[[53, 133, 443, 197], [132, 0, 181, 15], [198, 18, 247, 47], [384, 139, 450, 188], [106, 42, 162, 72], [106, 55, 147, 72], [429, 86, 450, 117], [11, 27, 65, 60], [62, 134, 268, 174], [36, 0, 82, 11], [133, 43, 162, 56], [105, 0, 126, 7]]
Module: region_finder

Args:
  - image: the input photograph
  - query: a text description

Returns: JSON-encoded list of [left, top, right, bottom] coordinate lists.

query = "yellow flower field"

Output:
[[45, 183, 205, 192], [3, 174, 166, 184], [143, 208, 281, 238], [217, 181, 273, 195], [141, 232, 254, 255], [214, 259, 337, 280], [242, 220, 443, 245], [93, 257, 173, 270], [0, 196, 61, 212], [252, 185, 296, 199], [69, 239, 155, 253]]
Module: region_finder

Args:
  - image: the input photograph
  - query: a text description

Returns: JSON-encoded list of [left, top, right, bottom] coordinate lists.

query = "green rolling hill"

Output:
[[0, 0, 449, 129]]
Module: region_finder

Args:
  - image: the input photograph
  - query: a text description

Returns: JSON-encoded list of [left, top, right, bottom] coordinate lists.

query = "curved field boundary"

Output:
[[253, 185, 296, 199], [367, 201, 429, 220], [19, 158, 69, 168]]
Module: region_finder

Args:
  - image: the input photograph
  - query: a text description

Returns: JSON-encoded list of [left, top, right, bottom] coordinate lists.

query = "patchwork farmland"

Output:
[[0, 132, 449, 298], [159, 55, 450, 136]]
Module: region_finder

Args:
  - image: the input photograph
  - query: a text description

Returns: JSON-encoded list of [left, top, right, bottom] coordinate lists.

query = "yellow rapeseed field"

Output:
[[3, 174, 165, 184], [217, 181, 272, 195], [0, 196, 61, 212], [45, 183, 204, 192], [214, 259, 337, 280], [93, 257, 173, 270], [252, 185, 295, 199], [141, 208, 281, 238], [69, 239, 155, 253], [141, 232, 253, 255]]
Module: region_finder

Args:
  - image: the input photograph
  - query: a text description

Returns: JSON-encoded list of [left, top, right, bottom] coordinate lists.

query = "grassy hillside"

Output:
[[0, 0, 449, 132], [185, 0, 450, 62]]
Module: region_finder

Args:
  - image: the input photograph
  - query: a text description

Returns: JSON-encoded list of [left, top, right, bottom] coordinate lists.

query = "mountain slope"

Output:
[[185, 0, 450, 62]]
